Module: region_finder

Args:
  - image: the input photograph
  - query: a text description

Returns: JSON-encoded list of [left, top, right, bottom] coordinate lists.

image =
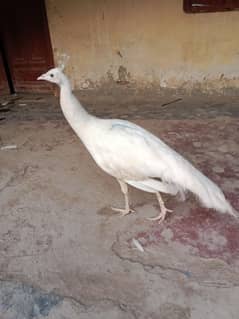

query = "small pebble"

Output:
[[193, 141, 201, 148], [218, 145, 228, 153], [213, 166, 224, 173]]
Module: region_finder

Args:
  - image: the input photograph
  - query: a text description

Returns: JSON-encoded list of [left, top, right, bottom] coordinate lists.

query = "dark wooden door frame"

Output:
[[39, 0, 55, 68], [0, 40, 14, 93]]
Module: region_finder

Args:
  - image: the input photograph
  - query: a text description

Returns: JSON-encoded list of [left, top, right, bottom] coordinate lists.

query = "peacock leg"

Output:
[[111, 180, 135, 216], [147, 192, 173, 223]]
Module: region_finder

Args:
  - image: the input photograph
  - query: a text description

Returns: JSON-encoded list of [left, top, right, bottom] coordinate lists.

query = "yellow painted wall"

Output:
[[45, 0, 239, 92]]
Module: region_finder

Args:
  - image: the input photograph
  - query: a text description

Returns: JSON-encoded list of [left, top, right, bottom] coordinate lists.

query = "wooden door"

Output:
[[0, 0, 54, 93]]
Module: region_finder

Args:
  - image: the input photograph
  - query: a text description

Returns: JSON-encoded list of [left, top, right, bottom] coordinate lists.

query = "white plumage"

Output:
[[37, 67, 237, 223]]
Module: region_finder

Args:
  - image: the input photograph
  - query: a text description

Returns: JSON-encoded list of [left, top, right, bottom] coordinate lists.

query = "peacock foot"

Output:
[[111, 206, 135, 217], [147, 207, 173, 224]]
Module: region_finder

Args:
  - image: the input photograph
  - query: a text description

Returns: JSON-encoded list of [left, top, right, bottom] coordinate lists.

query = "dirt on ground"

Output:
[[0, 91, 239, 318]]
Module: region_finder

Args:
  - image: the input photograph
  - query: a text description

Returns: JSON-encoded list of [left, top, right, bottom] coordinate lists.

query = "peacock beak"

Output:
[[37, 73, 46, 81]]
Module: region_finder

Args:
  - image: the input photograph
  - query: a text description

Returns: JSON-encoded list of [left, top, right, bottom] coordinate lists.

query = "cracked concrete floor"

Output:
[[0, 92, 239, 318]]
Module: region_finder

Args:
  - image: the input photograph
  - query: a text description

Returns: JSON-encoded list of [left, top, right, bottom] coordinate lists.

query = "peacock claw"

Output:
[[111, 207, 135, 216], [147, 208, 173, 224]]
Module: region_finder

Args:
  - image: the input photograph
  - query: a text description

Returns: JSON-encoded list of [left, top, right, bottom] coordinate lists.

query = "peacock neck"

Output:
[[59, 82, 92, 139]]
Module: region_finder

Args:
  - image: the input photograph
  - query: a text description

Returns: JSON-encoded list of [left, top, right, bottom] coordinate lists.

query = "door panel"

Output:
[[1, 0, 54, 92]]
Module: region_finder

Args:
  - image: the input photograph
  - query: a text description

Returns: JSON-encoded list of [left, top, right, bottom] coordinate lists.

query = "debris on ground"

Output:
[[132, 238, 145, 252], [161, 98, 182, 107], [1, 145, 17, 150]]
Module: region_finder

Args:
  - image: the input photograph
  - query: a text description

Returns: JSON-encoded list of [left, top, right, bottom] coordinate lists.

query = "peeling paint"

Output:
[[117, 65, 130, 84]]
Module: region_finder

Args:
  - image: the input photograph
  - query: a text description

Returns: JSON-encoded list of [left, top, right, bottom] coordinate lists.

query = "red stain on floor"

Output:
[[168, 208, 239, 264], [135, 208, 239, 265], [134, 119, 239, 265]]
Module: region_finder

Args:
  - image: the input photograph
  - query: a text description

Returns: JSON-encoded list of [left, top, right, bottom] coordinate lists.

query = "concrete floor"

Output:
[[0, 92, 239, 318]]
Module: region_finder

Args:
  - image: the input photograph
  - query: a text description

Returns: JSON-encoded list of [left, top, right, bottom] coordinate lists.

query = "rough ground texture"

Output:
[[0, 91, 238, 318]]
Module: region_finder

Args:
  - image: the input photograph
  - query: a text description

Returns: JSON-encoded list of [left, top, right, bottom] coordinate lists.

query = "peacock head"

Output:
[[37, 67, 66, 86]]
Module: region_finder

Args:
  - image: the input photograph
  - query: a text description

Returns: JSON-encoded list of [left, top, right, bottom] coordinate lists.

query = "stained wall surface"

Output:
[[45, 0, 239, 92]]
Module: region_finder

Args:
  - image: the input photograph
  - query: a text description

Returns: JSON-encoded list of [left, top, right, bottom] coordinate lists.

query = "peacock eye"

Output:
[[50, 74, 54, 78]]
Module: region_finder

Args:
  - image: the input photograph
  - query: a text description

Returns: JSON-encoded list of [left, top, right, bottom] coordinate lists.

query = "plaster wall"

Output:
[[46, 0, 239, 92]]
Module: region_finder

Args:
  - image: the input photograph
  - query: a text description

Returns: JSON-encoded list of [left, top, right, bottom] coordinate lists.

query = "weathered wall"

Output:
[[45, 0, 239, 93]]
